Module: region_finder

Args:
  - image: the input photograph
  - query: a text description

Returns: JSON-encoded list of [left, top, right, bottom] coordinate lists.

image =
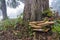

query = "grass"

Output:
[[0, 13, 23, 30], [52, 20, 60, 33]]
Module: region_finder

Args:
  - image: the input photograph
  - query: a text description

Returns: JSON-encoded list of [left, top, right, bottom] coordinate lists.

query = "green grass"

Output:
[[0, 13, 23, 30], [52, 20, 60, 33]]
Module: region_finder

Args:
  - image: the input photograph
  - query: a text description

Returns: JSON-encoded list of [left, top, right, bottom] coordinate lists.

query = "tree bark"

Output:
[[43, 0, 49, 10], [31, 0, 43, 21], [23, 0, 49, 21], [23, 0, 31, 21], [1, 0, 8, 20]]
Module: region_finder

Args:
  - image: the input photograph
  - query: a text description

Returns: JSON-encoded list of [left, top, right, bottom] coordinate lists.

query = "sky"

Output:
[[0, 0, 53, 20], [50, 0, 60, 12], [49, 0, 53, 6]]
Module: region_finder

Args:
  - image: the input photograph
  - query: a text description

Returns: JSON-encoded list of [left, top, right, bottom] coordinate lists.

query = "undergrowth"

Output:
[[52, 20, 60, 35], [0, 13, 33, 39]]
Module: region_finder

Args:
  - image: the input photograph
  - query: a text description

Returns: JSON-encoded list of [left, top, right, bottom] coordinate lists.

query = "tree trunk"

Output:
[[1, 0, 7, 20], [23, 0, 49, 21], [43, 0, 49, 10], [23, 0, 31, 21], [31, 0, 43, 21]]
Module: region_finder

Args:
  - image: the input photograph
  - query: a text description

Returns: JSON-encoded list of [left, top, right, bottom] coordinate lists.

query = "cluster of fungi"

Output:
[[29, 21, 54, 40], [29, 21, 54, 32]]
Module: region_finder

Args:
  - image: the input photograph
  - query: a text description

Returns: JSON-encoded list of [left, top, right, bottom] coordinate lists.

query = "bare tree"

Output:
[[7, 0, 20, 8], [1, 0, 8, 20]]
